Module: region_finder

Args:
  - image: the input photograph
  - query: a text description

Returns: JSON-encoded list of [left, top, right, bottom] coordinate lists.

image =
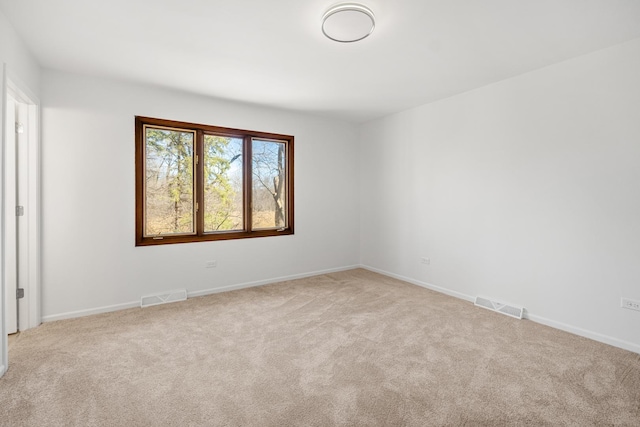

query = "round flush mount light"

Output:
[[322, 3, 375, 43]]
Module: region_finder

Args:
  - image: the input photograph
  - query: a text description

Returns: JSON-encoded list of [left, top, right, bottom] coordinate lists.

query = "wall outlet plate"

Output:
[[621, 297, 640, 312]]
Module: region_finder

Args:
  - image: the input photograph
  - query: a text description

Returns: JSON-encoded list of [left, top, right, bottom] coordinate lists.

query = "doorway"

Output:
[[1, 67, 41, 376], [5, 92, 20, 334]]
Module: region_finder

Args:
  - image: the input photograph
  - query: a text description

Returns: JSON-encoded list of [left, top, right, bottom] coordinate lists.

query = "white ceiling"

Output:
[[2, 0, 640, 122]]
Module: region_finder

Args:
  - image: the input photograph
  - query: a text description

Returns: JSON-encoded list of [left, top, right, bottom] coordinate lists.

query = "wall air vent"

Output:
[[141, 289, 187, 308], [474, 296, 524, 319]]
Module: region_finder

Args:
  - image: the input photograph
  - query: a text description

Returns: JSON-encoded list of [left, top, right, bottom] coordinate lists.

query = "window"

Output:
[[135, 116, 294, 245]]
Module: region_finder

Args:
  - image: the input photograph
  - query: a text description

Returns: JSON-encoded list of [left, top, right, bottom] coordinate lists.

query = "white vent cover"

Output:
[[474, 296, 524, 319], [141, 289, 187, 308]]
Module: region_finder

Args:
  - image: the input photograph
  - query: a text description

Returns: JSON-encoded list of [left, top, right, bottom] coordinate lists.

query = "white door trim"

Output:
[[1, 63, 41, 377], [1, 64, 7, 377], [6, 69, 41, 331], [4, 95, 17, 334]]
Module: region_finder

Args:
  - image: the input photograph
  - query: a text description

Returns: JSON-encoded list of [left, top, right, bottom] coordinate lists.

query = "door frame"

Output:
[[5, 93, 17, 335], [1, 63, 41, 376]]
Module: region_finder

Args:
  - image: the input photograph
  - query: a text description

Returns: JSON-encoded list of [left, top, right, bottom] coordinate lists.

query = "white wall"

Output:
[[0, 11, 40, 94], [8, 12, 640, 356], [40, 70, 360, 320], [0, 8, 41, 375], [360, 38, 640, 352]]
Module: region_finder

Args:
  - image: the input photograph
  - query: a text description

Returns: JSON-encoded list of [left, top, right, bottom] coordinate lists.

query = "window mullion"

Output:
[[196, 129, 205, 236]]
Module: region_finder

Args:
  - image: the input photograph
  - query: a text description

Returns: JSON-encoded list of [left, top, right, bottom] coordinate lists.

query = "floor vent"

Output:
[[474, 296, 524, 319], [141, 289, 187, 308]]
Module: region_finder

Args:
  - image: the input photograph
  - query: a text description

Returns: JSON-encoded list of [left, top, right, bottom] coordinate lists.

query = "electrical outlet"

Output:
[[205, 260, 217, 269], [420, 257, 430, 265], [621, 297, 640, 312]]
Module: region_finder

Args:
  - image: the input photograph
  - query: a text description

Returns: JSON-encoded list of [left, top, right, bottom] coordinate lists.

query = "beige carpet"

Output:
[[1, 269, 639, 426]]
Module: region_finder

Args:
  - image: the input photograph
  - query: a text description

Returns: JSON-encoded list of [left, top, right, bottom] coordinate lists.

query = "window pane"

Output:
[[252, 139, 287, 229], [204, 135, 244, 232], [144, 127, 195, 236]]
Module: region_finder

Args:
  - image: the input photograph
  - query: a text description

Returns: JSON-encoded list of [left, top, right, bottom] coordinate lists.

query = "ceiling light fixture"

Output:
[[322, 3, 375, 43]]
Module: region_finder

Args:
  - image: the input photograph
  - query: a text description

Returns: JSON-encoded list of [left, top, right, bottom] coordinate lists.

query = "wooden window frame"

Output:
[[135, 116, 294, 246]]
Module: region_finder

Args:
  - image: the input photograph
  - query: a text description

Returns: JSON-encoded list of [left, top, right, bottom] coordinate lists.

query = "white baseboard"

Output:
[[360, 264, 640, 355], [360, 265, 475, 303], [41, 265, 361, 323], [188, 265, 360, 299], [525, 313, 640, 355], [38, 263, 640, 355], [0, 365, 5, 377], [42, 300, 140, 323]]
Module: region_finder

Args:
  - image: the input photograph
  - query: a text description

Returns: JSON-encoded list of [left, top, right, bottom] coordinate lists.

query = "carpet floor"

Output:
[[1, 269, 639, 426]]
